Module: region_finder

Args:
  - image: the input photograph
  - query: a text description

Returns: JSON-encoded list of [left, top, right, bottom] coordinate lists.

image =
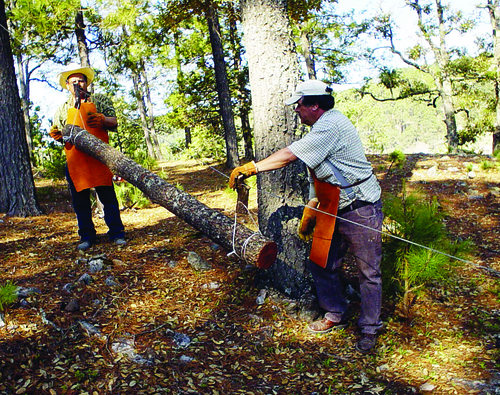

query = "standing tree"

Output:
[[206, 0, 239, 168], [483, 0, 500, 152], [0, 0, 42, 216], [6, 0, 78, 156], [374, 0, 474, 152], [240, 0, 310, 297]]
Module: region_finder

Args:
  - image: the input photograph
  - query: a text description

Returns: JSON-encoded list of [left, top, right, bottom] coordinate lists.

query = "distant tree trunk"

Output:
[[206, 1, 239, 169], [140, 62, 163, 160], [0, 0, 42, 216], [61, 125, 277, 269], [300, 27, 316, 79], [412, 0, 459, 152], [16, 51, 33, 153], [185, 127, 192, 148], [241, 0, 310, 298], [75, 9, 89, 67], [488, 0, 500, 153], [131, 69, 156, 159], [228, 6, 254, 161]]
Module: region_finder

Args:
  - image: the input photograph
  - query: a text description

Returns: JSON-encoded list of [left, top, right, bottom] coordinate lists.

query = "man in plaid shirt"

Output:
[[229, 80, 383, 353]]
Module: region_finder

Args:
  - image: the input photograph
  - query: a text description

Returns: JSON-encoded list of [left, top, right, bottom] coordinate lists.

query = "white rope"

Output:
[[205, 165, 498, 277], [227, 200, 262, 264]]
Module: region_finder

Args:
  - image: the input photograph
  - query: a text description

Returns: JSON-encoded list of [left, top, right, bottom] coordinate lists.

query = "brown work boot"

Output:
[[307, 317, 347, 334]]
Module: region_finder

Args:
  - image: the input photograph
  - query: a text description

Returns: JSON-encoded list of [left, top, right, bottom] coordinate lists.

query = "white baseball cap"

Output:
[[285, 80, 332, 105], [58, 63, 95, 90]]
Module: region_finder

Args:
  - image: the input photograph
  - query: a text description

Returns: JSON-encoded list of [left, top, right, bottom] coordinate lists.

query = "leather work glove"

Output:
[[87, 113, 106, 128], [298, 198, 319, 241], [49, 125, 62, 142], [229, 161, 258, 189]]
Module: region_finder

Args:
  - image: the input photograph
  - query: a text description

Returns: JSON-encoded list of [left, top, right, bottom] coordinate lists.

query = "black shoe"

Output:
[[77, 240, 93, 251], [356, 333, 377, 354]]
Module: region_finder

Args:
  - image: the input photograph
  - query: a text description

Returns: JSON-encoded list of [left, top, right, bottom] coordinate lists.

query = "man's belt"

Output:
[[338, 200, 373, 215]]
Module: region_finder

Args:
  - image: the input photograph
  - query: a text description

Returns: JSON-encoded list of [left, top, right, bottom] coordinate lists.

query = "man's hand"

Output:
[[49, 125, 62, 142], [87, 113, 106, 128], [229, 161, 258, 189], [298, 198, 319, 241]]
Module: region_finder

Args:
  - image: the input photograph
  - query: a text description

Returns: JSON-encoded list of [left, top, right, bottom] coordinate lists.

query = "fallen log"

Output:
[[61, 124, 277, 269]]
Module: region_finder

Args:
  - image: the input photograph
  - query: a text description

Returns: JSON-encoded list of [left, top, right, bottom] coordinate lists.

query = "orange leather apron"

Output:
[[309, 173, 340, 268], [64, 102, 113, 192]]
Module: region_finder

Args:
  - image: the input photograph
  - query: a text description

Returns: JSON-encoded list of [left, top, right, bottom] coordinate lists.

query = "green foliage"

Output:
[[183, 127, 226, 161], [114, 182, 151, 209], [0, 281, 18, 312], [381, 185, 472, 316], [481, 160, 498, 170], [40, 143, 66, 180], [388, 150, 406, 169]]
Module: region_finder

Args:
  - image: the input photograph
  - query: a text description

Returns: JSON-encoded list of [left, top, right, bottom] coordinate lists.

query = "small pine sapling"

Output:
[[381, 182, 472, 318], [0, 281, 18, 312]]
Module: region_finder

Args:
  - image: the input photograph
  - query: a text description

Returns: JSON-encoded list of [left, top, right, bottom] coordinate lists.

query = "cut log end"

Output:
[[256, 241, 278, 269]]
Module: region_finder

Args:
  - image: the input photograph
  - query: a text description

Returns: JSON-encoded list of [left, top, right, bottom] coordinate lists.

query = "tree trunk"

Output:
[[140, 62, 163, 160], [206, 2, 240, 169], [185, 127, 192, 148], [300, 28, 316, 79], [228, 8, 254, 161], [131, 69, 156, 159], [241, 0, 311, 298], [489, 0, 500, 153], [61, 124, 277, 269], [75, 9, 89, 67], [0, 0, 42, 216], [16, 51, 32, 153]]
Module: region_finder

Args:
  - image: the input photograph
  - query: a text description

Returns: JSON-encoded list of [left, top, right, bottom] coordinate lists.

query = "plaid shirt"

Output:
[[52, 93, 116, 131], [288, 109, 381, 209]]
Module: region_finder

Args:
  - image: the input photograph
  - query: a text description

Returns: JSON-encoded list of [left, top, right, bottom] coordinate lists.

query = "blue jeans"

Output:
[[66, 167, 125, 243], [308, 199, 383, 335]]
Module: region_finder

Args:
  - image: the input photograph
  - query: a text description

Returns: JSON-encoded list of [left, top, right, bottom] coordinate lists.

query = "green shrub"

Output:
[[114, 182, 151, 209], [388, 150, 406, 169], [41, 144, 66, 180], [481, 160, 497, 171], [0, 281, 18, 312], [382, 183, 472, 317]]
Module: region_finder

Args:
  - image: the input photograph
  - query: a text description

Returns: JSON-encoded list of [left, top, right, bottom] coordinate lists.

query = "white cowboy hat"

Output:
[[58, 63, 95, 90]]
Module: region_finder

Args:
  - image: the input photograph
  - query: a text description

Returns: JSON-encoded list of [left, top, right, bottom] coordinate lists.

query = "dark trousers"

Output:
[[308, 199, 383, 335], [66, 167, 125, 242]]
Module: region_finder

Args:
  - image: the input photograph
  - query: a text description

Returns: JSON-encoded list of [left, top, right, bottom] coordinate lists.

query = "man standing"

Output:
[[50, 63, 126, 251], [229, 80, 383, 353]]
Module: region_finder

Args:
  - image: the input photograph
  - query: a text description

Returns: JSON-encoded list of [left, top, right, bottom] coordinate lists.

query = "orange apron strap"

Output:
[[309, 173, 340, 268]]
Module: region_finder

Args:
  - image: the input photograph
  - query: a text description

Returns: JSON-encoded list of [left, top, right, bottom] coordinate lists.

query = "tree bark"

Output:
[[0, 0, 42, 216], [131, 68, 156, 159], [488, 0, 500, 153], [140, 62, 163, 160], [241, 0, 311, 297], [206, 2, 240, 169], [61, 124, 277, 269], [300, 28, 316, 80]]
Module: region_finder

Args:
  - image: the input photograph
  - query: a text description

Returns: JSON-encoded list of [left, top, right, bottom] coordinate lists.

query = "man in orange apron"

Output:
[[229, 80, 383, 354], [50, 64, 126, 251]]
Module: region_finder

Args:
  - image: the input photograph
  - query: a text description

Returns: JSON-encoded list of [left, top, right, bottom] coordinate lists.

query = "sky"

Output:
[[30, 0, 492, 131]]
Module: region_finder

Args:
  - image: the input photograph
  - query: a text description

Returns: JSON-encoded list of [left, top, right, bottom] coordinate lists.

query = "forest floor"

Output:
[[1, 154, 500, 395]]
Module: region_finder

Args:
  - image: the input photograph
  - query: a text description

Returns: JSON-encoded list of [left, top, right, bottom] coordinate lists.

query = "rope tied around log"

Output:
[[228, 200, 262, 263]]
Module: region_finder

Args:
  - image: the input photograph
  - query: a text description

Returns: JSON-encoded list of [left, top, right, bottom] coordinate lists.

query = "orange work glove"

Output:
[[49, 125, 62, 142], [87, 113, 105, 128], [229, 161, 258, 189], [298, 198, 319, 241]]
